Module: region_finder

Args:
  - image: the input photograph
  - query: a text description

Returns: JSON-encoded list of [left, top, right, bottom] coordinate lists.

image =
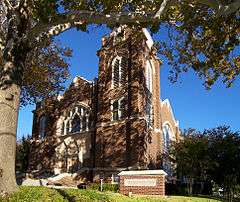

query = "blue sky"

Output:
[[17, 26, 240, 139]]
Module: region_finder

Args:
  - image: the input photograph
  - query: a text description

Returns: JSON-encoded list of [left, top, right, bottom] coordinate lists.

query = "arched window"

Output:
[[162, 124, 175, 176], [146, 60, 153, 93], [39, 115, 46, 139], [61, 122, 65, 135], [112, 56, 127, 88], [145, 61, 153, 127], [60, 105, 90, 135], [66, 121, 70, 134], [146, 99, 153, 128], [112, 100, 119, 121], [162, 124, 172, 152], [113, 57, 120, 88], [71, 115, 81, 133], [82, 116, 87, 131]]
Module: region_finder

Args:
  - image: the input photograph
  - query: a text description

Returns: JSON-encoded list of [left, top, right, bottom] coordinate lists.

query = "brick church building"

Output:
[[28, 27, 181, 182]]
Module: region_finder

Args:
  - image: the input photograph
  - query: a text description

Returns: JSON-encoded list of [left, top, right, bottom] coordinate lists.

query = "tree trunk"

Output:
[[0, 83, 21, 194], [200, 181, 204, 194], [188, 178, 194, 195]]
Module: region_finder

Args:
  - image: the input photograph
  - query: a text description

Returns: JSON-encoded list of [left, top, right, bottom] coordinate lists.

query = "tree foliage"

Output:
[[0, 0, 239, 194], [172, 129, 211, 195], [0, 2, 72, 105], [204, 126, 240, 201], [16, 136, 31, 173], [157, 2, 240, 88], [173, 126, 240, 200], [20, 40, 71, 106], [1, 0, 239, 95]]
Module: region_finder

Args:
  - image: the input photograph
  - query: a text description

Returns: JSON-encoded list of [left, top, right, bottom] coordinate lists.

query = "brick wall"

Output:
[[28, 77, 95, 174], [119, 175, 165, 196], [28, 27, 181, 182]]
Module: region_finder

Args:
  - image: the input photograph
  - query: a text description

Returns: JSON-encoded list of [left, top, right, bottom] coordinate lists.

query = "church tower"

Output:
[[28, 27, 181, 182], [94, 27, 163, 179]]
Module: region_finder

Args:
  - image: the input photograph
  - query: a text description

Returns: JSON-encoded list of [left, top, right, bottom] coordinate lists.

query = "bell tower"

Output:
[[94, 27, 162, 179]]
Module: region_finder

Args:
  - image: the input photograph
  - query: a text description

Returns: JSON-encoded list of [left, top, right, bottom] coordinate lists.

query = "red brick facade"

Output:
[[28, 27, 181, 182], [120, 175, 165, 196], [118, 170, 166, 196]]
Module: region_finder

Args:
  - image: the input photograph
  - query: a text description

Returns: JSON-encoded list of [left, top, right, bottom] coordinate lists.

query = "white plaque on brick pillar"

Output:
[[124, 179, 157, 187]]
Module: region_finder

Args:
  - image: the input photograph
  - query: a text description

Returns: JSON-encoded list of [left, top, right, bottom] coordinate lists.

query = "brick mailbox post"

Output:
[[118, 170, 167, 196]]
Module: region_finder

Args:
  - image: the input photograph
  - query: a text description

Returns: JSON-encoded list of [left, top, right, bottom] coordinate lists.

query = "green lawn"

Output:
[[0, 186, 222, 202]]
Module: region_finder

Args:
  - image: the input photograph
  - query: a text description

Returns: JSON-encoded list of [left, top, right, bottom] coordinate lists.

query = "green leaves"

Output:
[[20, 39, 72, 106], [33, 0, 59, 23], [173, 126, 240, 197], [158, 1, 240, 88]]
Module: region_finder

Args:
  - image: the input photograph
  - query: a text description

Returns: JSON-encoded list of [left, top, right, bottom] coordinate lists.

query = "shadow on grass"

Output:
[[55, 189, 76, 202]]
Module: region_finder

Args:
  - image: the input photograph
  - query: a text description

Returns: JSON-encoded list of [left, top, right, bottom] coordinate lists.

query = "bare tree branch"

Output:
[[0, 37, 4, 53], [198, 0, 240, 16], [154, 0, 170, 19], [31, 21, 83, 49], [218, 0, 240, 16], [3, 0, 14, 11], [197, 0, 220, 9], [0, 1, 8, 52], [29, 10, 157, 42]]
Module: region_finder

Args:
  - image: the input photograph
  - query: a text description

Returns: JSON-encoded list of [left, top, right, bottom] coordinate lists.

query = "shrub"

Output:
[[89, 183, 119, 192], [165, 183, 189, 196], [0, 186, 67, 202]]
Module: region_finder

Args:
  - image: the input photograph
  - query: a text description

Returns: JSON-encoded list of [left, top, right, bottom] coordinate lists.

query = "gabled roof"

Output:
[[161, 99, 179, 127], [142, 28, 154, 49], [73, 76, 93, 84]]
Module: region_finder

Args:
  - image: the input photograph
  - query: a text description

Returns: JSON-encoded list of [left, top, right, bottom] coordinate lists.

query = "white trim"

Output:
[[161, 99, 179, 127], [118, 97, 125, 119], [162, 122, 176, 142], [142, 28, 154, 49], [118, 170, 167, 176], [154, 128, 161, 133], [111, 56, 123, 89], [110, 99, 114, 121], [57, 94, 63, 101], [145, 60, 153, 93], [162, 121, 174, 134], [110, 97, 125, 121], [73, 76, 92, 85]]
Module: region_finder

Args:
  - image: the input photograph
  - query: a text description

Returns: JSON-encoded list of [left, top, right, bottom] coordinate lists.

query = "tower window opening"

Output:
[[39, 115, 46, 139], [111, 97, 126, 121], [112, 56, 127, 88]]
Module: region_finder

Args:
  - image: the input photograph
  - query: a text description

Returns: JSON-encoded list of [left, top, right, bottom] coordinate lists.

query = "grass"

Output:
[[0, 186, 222, 202], [0, 186, 67, 202]]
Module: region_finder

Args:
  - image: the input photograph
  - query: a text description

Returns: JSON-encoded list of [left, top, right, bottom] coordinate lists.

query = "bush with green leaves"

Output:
[[89, 183, 119, 192]]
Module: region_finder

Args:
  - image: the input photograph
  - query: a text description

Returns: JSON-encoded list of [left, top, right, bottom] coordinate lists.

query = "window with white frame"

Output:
[[162, 124, 172, 153], [71, 114, 81, 133], [146, 60, 153, 93], [146, 98, 153, 128], [112, 56, 127, 88], [39, 115, 46, 139], [111, 97, 125, 121], [61, 105, 90, 135], [162, 124, 175, 176]]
